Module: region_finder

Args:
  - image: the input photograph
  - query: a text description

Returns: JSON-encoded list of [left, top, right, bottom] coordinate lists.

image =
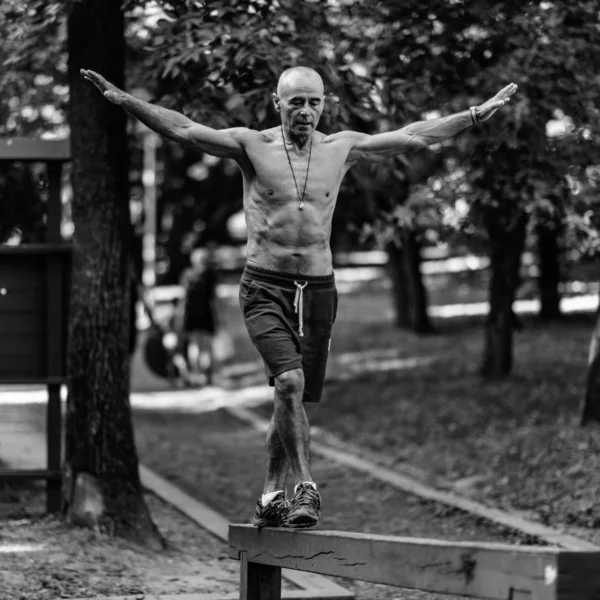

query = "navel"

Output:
[[326, 192, 330, 197]]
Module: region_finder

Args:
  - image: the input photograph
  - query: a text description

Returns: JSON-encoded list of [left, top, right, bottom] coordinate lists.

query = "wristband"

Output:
[[469, 106, 480, 125]]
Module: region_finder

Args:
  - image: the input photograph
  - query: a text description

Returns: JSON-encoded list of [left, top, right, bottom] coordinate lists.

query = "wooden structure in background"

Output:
[[229, 524, 600, 600], [0, 138, 72, 512]]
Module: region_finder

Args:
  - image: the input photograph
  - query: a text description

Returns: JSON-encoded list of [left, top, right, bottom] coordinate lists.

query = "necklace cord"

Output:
[[281, 125, 313, 209]]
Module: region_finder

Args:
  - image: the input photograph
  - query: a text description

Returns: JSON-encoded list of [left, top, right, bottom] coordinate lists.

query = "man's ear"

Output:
[[272, 93, 281, 113]]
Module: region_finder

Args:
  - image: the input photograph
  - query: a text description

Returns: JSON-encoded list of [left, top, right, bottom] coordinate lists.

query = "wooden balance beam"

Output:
[[229, 524, 600, 600]]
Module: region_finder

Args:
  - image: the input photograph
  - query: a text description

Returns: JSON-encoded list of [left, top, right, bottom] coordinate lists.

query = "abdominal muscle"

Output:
[[244, 193, 335, 276]]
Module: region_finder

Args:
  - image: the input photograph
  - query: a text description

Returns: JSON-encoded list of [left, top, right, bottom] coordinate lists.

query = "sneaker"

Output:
[[286, 483, 320, 529], [252, 492, 290, 528]]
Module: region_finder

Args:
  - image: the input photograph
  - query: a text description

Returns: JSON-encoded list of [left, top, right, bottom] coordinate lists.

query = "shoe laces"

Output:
[[271, 495, 290, 509], [293, 485, 319, 507]]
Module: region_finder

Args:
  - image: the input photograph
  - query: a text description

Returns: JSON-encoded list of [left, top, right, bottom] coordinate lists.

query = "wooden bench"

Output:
[[0, 137, 72, 512], [229, 524, 600, 600]]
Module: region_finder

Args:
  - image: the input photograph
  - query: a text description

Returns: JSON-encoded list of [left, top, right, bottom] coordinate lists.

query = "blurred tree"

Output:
[[365, 0, 600, 376], [0, 162, 46, 243], [0, 1, 68, 242]]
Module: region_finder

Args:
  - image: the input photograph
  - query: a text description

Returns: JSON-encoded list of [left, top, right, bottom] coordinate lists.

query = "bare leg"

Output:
[[272, 368, 313, 486], [262, 416, 289, 494]]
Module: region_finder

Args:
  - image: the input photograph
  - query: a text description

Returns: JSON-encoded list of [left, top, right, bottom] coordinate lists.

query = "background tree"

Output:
[[65, 0, 162, 546], [363, 0, 600, 376]]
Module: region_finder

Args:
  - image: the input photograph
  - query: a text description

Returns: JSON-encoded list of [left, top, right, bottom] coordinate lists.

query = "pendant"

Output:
[[299, 201, 304, 210]]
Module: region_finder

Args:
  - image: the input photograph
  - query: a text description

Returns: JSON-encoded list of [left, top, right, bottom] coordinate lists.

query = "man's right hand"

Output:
[[80, 69, 126, 105]]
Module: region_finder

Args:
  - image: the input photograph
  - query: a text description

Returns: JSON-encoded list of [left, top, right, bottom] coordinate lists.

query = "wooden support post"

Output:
[[45, 251, 66, 513], [46, 162, 63, 243], [46, 383, 62, 512], [240, 551, 282, 600]]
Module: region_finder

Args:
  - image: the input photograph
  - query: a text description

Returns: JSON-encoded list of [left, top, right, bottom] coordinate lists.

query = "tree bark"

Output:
[[537, 222, 562, 320], [582, 286, 600, 426], [481, 212, 528, 377], [386, 232, 433, 333], [65, 0, 164, 549], [387, 240, 411, 328]]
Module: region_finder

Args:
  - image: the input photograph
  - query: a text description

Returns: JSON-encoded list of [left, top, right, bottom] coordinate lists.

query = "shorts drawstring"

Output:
[[293, 281, 308, 337]]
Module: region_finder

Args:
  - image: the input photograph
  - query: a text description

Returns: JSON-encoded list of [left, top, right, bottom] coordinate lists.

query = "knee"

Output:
[[274, 368, 304, 402]]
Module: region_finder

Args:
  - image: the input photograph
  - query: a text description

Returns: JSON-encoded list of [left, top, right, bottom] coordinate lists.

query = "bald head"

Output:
[[273, 66, 325, 144], [276, 67, 324, 98]]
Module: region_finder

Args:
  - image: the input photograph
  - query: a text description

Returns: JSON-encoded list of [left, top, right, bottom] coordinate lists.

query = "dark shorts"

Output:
[[239, 264, 338, 403]]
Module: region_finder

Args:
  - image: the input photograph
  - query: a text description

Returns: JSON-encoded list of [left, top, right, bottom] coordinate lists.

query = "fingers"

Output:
[[497, 82, 518, 99], [80, 69, 106, 89]]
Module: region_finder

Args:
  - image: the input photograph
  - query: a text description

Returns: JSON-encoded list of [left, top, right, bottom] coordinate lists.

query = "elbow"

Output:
[[409, 135, 430, 151]]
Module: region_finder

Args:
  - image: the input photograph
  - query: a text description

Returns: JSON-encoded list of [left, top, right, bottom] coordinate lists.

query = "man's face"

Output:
[[273, 74, 325, 137]]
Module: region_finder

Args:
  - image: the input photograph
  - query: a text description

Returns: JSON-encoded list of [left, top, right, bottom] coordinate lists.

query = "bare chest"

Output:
[[244, 139, 347, 206]]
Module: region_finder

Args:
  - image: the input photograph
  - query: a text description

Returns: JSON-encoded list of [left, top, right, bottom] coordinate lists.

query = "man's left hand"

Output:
[[475, 83, 518, 122]]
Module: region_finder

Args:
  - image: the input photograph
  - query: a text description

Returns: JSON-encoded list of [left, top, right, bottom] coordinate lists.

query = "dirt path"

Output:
[[0, 488, 241, 600]]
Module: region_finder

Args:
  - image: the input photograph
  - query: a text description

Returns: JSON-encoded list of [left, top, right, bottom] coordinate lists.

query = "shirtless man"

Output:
[[82, 66, 516, 529]]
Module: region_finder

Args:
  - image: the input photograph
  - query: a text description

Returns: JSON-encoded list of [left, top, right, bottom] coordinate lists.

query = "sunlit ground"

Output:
[[0, 350, 435, 412], [0, 543, 46, 553]]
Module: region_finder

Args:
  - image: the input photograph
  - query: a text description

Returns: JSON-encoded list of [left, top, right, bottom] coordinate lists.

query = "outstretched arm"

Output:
[[80, 69, 247, 160], [345, 83, 518, 163]]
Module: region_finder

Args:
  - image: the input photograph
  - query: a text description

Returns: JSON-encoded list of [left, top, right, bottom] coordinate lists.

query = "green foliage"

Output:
[[355, 0, 600, 253], [3, 0, 599, 257], [140, 0, 377, 131], [0, 0, 68, 136]]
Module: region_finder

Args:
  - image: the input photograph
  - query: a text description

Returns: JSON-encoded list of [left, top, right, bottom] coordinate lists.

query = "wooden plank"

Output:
[[0, 376, 65, 385], [0, 316, 43, 335], [556, 552, 600, 600], [0, 356, 44, 379], [46, 384, 62, 512], [241, 551, 282, 600], [140, 466, 353, 598], [0, 244, 72, 255], [0, 468, 61, 481], [226, 406, 599, 551], [0, 289, 43, 311], [46, 254, 66, 377], [229, 525, 600, 599], [65, 592, 351, 600], [0, 271, 44, 289], [0, 336, 44, 355], [0, 137, 70, 161]]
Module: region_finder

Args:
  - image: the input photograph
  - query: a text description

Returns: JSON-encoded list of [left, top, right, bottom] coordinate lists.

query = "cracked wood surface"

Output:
[[229, 525, 600, 599]]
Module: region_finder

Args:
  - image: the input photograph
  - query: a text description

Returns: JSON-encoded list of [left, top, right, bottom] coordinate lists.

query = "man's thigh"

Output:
[[240, 279, 303, 382]]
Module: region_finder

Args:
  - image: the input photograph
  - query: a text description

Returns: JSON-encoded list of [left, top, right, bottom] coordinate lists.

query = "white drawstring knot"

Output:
[[293, 281, 308, 337]]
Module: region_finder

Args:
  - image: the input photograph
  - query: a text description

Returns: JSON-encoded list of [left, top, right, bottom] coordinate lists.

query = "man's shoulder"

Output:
[[230, 126, 278, 146], [323, 129, 367, 144]]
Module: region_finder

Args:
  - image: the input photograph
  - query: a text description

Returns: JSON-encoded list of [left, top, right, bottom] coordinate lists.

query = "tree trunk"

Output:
[[65, 0, 164, 549], [581, 287, 600, 426], [386, 232, 433, 333], [537, 222, 562, 320], [481, 212, 528, 377], [387, 241, 411, 328]]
